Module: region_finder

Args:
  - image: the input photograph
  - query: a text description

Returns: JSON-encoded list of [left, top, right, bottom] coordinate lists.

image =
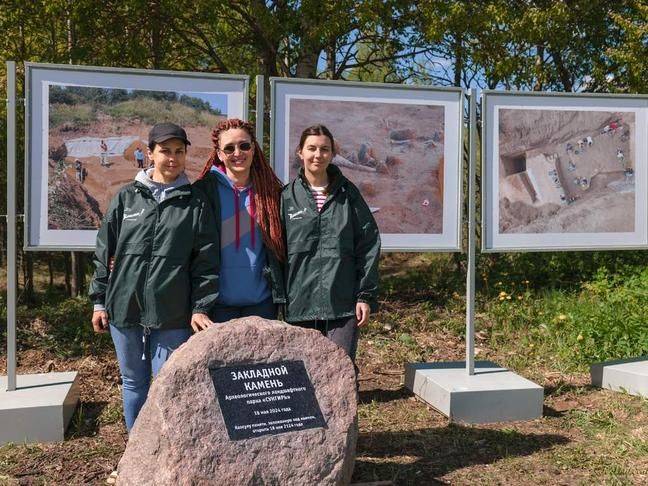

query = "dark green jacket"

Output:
[[282, 165, 381, 322], [192, 172, 286, 305], [88, 182, 219, 329]]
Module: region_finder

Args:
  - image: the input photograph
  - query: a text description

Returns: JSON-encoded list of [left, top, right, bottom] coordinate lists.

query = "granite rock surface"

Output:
[[117, 317, 358, 485]]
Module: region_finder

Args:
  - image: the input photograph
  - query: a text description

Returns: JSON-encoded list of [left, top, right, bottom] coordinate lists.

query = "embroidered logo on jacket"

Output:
[[288, 207, 309, 220], [123, 209, 145, 221]]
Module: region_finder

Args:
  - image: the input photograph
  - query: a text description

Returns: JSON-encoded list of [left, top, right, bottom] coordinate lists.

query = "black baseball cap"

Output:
[[148, 122, 191, 146]]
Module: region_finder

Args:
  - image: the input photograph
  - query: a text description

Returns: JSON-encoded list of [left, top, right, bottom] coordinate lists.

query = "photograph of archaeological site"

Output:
[[498, 108, 635, 234], [47, 85, 226, 230], [288, 98, 445, 234]]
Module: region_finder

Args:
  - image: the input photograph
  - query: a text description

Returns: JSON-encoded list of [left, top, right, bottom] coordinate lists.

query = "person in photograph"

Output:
[[75, 159, 83, 183], [281, 124, 381, 361], [100, 139, 109, 166], [134, 146, 145, 168], [89, 122, 219, 432], [194, 118, 285, 322]]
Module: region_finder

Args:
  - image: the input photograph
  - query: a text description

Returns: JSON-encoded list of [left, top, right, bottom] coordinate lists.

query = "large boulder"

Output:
[[117, 317, 358, 485]]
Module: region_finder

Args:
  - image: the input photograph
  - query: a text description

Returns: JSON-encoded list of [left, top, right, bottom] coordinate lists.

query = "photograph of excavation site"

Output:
[[497, 107, 636, 235], [47, 85, 226, 230], [288, 98, 446, 235]]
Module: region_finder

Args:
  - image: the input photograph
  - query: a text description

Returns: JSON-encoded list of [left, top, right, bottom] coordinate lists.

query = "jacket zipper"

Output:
[[317, 210, 323, 320], [142, 197, 160, 326]]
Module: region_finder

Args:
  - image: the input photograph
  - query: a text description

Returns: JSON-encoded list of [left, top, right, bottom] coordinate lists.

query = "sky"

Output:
[[177, 91, 228, 114]]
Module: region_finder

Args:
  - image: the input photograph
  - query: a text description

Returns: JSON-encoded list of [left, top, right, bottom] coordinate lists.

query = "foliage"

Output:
[[105, 98, 222, 126], [0, 292, 112, 359], [49, 85, 222, 114], [485, 266, 648, 367], [49, 103, 96, 128], [0, 1, 646, 337]]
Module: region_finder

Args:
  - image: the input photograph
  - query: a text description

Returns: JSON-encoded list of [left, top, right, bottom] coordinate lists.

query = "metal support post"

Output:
[[465, 89, 477, 375], [6, 61, 17, 391], [255, 75, 264, 149]]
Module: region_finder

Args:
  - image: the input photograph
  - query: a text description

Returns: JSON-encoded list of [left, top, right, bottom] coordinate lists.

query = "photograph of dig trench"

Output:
[[482, 92, 648, 252], [498, 108, 635, 235], [47, 85, 226, 231]]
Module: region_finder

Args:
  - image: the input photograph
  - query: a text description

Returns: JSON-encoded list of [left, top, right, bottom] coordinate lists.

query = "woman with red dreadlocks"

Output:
[[193, 119, 285, 322]]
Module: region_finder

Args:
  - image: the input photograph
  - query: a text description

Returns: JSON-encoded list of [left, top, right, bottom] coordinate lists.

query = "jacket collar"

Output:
[[133, 180, 192, 200], [297, 163, 346, 196]]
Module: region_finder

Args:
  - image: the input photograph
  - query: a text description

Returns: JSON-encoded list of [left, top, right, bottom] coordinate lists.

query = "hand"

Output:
[[355, 302, 371, 327], [191, 312, 214, 332], [92, 310, 109, 333]]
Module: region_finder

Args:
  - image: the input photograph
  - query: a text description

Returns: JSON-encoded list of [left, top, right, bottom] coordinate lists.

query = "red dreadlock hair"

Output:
[[198, 119, 285, 262]]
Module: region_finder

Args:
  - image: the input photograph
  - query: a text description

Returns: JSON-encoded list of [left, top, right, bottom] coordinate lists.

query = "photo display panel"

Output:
[[25, 62, 249, 250], [482, 91, 648, 252], [271, 78, 464, 252]]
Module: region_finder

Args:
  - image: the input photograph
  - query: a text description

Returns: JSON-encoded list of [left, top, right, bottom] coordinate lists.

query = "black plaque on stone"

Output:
[[210, 360, 327, 440]]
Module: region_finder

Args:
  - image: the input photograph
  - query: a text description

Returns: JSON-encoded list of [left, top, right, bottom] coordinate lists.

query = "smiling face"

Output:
[[298, 134, 334, 179], [217, 128, 254, 183], [148, 138, 187, 183]]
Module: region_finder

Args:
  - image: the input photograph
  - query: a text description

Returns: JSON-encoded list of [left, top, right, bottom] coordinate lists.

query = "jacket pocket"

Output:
[[150, 257, 191, 326], [322, 239, 356, 311]]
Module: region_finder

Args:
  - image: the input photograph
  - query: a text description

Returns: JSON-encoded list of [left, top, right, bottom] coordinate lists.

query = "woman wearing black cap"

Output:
[[88, 123, 220, 432]]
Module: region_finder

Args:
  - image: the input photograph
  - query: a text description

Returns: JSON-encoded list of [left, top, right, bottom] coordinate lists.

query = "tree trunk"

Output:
[[549, 48, 573, 91], [66, 0, 75, 64], [77, 252, 86, 296], [71, 252, 78, 297], [23, 251, 34, 304], [453, 33, 463, 87], [48, 253, 54, 289], [533, 44, 545, 91], [149, 0, 163, 69], [326, 40, 336, 80], [71, 252, 86, 297], [64, 253, 72, 296], [295, 50, 320, 79]]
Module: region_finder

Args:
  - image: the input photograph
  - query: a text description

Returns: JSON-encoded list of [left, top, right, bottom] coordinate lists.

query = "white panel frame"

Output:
[[25, 62, 249, 251], [270, 77, 465, 252], [482, 90, 648, 252]]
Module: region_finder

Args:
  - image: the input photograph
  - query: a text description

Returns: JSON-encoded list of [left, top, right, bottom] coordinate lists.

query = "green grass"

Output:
[[374, 254, 648, 373], [483, 267, 648, 370], [48, 97, 222, 130], [0, 286, 113, 359], [49, 103, 96, 128], [106, 99, 222, 126]]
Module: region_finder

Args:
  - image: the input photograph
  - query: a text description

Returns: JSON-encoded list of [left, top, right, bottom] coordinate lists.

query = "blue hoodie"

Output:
[[212, 167, 270, 306]]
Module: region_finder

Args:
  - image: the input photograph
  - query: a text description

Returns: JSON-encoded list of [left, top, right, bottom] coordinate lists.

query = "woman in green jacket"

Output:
[[89, 123, 219, 431], [282, 125, 381, 361]]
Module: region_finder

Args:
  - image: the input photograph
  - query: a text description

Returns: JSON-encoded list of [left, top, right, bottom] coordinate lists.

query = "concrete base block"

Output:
[[590, 357, 648, 397], [405, 361, 544, 424], [0, 372, 80, 445]]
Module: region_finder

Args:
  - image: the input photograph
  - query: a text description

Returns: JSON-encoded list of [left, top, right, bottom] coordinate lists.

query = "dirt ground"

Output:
[[1, 324, 646, 485], [1, 256, 646, 485], [288, 99, 445, 235], [498, 109, 635, 234], [48, 119, 222, 229]]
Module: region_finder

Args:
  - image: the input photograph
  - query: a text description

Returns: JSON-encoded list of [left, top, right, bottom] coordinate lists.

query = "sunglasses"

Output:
[[220, 141, 253, 155]]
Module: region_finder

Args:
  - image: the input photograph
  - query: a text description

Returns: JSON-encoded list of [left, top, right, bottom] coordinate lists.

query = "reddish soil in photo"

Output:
[[498, 109, 636, 234], [288, 99, 445, 235]]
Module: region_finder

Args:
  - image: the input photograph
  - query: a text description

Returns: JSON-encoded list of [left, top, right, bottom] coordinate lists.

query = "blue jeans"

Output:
[[110, 324, 191, 432], [210, 297, 277, 323]]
